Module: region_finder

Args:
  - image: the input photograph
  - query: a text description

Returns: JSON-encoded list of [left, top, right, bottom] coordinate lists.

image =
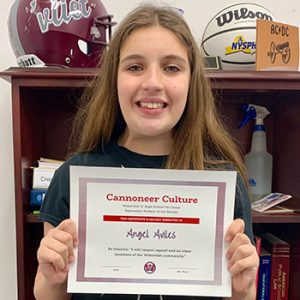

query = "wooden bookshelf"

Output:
[[252, 211, 300, 223], [1, 67, 300, 300]]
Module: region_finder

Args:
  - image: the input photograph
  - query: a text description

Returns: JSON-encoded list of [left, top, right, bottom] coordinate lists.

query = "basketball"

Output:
[[201, 3, 275, 70]]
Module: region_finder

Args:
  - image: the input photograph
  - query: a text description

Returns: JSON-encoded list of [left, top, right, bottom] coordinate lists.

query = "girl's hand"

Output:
[[225, 219, 259, 298], [37, 219, 78, 286]]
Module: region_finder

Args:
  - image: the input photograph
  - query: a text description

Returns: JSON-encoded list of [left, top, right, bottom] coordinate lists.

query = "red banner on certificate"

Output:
[[103, 215, 200, 224]]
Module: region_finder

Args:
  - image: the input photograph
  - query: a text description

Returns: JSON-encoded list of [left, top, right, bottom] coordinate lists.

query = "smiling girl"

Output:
[[34, 3, 258, 300]]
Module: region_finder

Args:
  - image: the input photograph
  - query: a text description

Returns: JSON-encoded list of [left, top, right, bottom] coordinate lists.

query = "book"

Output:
[[30, 189, 47, 208], [32, 167, 56, 189], [32, 157, 63, 169], [261, 205, 295, 214], [262, 233, 290, 300], [31, 157, 63, 189], [252, 193, 292, 213], [257, 248, 272, 300], [275, 197, 300, 213], [255, 236, 262, 288]]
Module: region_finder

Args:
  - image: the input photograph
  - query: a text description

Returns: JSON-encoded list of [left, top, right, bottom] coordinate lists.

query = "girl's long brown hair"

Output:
[[70, 4, 247, 181]]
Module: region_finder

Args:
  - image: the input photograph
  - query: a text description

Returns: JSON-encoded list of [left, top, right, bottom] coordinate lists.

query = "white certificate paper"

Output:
[[68, 166, 237, 297]]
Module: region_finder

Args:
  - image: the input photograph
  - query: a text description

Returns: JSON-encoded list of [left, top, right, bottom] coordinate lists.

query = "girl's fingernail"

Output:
[[62, 264, 69, 272]]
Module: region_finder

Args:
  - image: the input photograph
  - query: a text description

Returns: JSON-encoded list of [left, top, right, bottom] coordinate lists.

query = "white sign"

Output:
[[68, 166, 236, 297]]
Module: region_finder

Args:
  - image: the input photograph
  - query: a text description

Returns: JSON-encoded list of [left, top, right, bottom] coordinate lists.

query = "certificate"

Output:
[[68, 166, 236, 297]]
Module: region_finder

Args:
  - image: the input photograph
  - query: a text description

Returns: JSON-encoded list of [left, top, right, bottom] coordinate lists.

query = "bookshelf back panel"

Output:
[[215, 90, 277, 154], [273, 96, 300, 196], [215, 90, 300, 199], [20, 87, 83, 164]]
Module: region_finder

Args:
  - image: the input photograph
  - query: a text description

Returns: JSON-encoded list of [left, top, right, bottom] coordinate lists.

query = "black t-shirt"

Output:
[[39, 141, 254, 300]]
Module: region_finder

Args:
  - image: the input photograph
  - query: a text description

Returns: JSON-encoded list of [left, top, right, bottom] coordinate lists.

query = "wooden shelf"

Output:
[[252, 211, 300, 223], [26, 212, 40, 223], [2, 67, 300, 300], [0, 67, 97, 81], [207, 70, 300, 91], [2, 67, 300, 89]]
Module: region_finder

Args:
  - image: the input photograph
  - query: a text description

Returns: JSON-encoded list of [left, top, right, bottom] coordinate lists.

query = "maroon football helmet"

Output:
[[8, 0, 116, 67]]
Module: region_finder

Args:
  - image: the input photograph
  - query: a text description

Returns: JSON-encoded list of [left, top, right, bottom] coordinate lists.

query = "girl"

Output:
[[34, 4, 258, 300]]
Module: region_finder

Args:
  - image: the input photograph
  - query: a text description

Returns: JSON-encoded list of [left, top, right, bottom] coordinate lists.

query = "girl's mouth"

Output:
[[138, 101, 167, 109]]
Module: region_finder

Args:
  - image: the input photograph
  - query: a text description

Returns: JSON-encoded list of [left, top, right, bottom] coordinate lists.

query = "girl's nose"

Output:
[[141, 66, 164, 91]]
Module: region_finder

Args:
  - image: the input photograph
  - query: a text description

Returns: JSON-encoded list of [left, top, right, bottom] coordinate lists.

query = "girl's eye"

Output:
[[127, 65, 143, 72], [165, 65, 181, 73]]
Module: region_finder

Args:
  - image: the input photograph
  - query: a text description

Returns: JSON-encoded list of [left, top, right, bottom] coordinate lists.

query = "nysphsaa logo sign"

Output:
[[225, 35, 256, 56]]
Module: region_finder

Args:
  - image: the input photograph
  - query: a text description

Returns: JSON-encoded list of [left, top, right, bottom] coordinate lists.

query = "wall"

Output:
[[1, 0, 300, 298], [104, 1, 300, 43]]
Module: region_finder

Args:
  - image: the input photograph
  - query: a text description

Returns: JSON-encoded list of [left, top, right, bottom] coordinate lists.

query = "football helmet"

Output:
[[8, 0, 116, 68]]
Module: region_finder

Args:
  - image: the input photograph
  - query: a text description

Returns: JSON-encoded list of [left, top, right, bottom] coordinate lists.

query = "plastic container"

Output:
[[239, 104, 273, 201], [245, 124, 273, 201]]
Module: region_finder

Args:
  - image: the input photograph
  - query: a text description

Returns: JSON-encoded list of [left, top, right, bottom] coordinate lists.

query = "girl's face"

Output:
[[117, 25, 190, 148]]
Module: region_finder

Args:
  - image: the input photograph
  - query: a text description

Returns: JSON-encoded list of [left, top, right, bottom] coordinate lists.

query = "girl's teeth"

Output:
[[140, 102, 163, 109]]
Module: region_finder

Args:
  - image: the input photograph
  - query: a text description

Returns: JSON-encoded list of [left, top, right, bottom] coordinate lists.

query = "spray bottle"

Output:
[[239, 104, 273, 202]]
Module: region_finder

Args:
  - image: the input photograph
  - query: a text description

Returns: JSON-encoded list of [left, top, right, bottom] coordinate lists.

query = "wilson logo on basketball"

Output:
[[225, 35, 256, 55], [216, 7, 273, 27]]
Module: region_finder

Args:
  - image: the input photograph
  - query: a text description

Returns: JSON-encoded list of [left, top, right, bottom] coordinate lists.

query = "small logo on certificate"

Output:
[[144, 262, 156, 274]]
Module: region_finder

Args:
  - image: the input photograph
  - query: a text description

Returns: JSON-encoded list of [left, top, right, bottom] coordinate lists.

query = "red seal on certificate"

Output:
[[144, 262, 156, 274]]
